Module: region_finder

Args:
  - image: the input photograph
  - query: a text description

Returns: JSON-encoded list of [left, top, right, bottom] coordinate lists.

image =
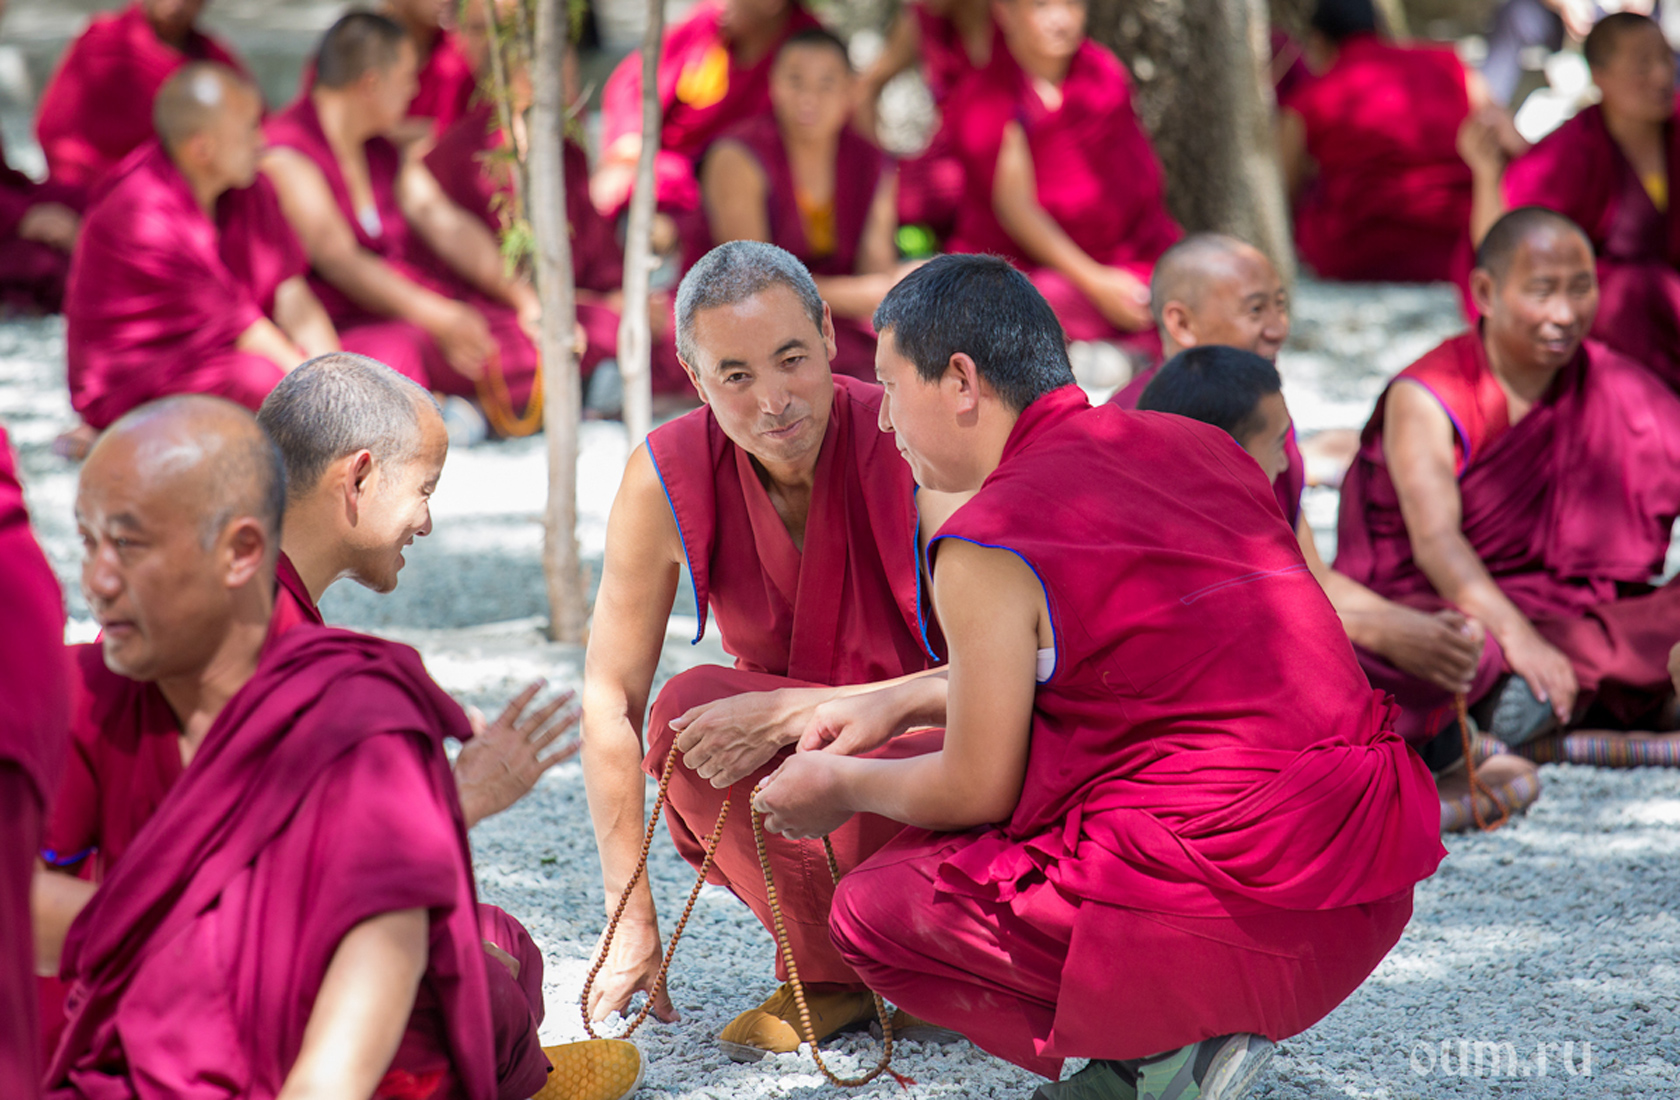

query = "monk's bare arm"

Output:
[[31, 863, 97, 976], [580, 445, 684, 1022], [397, 161, 538, 316], [854, 7, 921, 139], [1457, 71, 1526, 247], [992, 122, 1151, 332], [235, 317, 309, 372], [700, 140, 772, 247], [272, 275, 342, 360], [1384, 380, 1577, 714], [275, 908, 427, 1100], [1276, 108, 1311, 201]]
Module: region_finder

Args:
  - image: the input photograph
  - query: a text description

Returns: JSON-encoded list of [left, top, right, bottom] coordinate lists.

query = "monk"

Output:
[[702, 29, 902, 379], [1138, 346, 1540, 831], [856, 0, 998, 237], [945, 0, 1180, 355], [0, 425, 70, 1100], [753, 253, 1444, 1097], [1463, 13, 1680, 391], [1337, 208, 1680, 766], [64, 64, 364, 434], [36, 396, 640, 1100], [35, 0, 252, 190], [263, 12, 542, 431], [384, 0, 477, 142], [581, 241, 962, 1059]]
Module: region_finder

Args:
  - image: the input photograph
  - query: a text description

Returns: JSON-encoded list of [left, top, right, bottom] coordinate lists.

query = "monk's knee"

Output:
[[478, 903, 544, 1022], [828, 866, 907, 970]]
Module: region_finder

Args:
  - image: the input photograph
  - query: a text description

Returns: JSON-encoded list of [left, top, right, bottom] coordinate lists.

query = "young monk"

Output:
[[37, 396, 640, 1100], [702, 29, 901, 380], [263, 12, 541, 427], [0, 425, 69, 1100], [945, 0, 1180, 353], [64, 64, 364, 434], [1138, 346, 1541, 831], [855, 0, 998, 237], [34, 0, 252, 190], [581, 241, 962, 1058], [1464, 13, 1680, 390], [1337, 208, 1680, 764], [754, 254, 1444, 1098]]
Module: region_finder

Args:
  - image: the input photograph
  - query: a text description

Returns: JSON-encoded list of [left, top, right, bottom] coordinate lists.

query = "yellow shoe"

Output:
[[532, 1039, 642, 1100], [870, 1007, 967, 1046], [716, 984, 877, 1062]]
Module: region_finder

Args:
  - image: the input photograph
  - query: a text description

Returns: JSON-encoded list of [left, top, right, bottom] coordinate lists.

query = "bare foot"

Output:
[[1438, 754, 1540, 832], [52, 422, 98, 461]]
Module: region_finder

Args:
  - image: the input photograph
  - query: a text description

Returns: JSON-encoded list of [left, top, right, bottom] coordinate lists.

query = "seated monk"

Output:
[[1337, 208, 1680, 766], [35, 396, 640, 1100], [1463, 13, 1680, 391], [64, 64, 378, 434], [855, 0, 998, 238], [34, 0, 252, 190], [753, 254, 1444, 1097], [702, 29, 903, 380], [0, 424, 70, 1100], [1277, 0, 1508, 283], [1138, 346, 1541, 832], [581, 241, 963, 1058], [263, 12, 543, 435], [945, 0, 1181, 356], [380, 0, 477, 143]]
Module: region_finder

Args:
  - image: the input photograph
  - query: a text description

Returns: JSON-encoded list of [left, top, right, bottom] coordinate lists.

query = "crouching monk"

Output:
[[754, 255, 1444, 1098]]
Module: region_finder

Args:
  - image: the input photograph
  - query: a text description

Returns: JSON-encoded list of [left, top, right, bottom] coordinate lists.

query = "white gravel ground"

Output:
[[6, 280, 1680, 1099]]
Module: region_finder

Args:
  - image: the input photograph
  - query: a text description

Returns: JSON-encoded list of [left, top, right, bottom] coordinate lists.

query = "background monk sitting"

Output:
[[581, 241, 962, 1059], [263, 12, 542, 437], [36, 396, 639, 1100], [1337, 208, 1680, 766], [702, 29, 904, 380], [1463, 12, 1680, 391], [755, 254, 1443, 1100], [34, 0, 252, 190], [383, 0, 477, 144], [65, 64, 351, 437], [1138, 346, 1540, 832], [945, 0, 1180, 355]]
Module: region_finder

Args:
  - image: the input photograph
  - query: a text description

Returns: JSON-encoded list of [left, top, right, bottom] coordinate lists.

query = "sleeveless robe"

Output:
[[829, 385, 1442, 1077]]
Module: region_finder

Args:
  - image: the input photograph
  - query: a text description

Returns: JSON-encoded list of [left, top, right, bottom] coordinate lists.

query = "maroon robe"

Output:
[[830, 386, 1443, 1076], [710, 114, 889, 379], [1337, 332, 1680, 731], [44, 627, 550, 1100], [34, 3, 251, 190], [641, 375, 944, 985], [946, 40, 1180, 349], [0, 132, 85, 314], [265, 96, 538, 408], [1281, 34, 1472, 283], [1503, 97, 1680, 390], [895, 5, 1002, 236], [0, 426, 69, 1100]]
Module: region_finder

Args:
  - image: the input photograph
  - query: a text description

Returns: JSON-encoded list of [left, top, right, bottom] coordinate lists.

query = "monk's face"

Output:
[[995, 0, 1087, 67], [682, 285, 837, 469], [200, 82, 264, 190], [1235, 392, 1292, 483], [143, 0, 207, 43], [367, 40, 422, 134], [344, 407, 449, 593], [874, 329, 978, 492], [1172, 250, 1290, 361], [1594, 22, 1676, 125], [387, 0, 446, 32], [770, 44, 854, 141], [1475, 229, 1599, 373]]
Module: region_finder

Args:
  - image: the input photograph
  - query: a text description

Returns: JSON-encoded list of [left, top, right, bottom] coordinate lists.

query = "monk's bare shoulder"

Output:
[[916, 489, 974, 546], [1384, 378, 1456, 458], [260, 148, 354, 257]]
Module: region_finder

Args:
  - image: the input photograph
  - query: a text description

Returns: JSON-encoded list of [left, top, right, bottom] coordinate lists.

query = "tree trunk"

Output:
[[617, 0, 664, 447], [532, 0, 587, 643], [1087, 0, 1296, 281]]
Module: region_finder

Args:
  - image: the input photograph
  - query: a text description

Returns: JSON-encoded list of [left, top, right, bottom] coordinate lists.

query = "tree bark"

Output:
[[532, 0, 587, 643], [1087, 0, 1296, 281], [616, 0, 664, 447]]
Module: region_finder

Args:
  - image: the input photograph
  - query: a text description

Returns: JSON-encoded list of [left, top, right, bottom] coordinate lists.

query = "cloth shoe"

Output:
[[869, 1007, 968, 1045], [531, 1039, 642, 1100], [1134, 1034, 1274, 1100], [1032, 1059, 1138, 1100], [716, 984, 876, 1062], [1478, 675, 1558, 746]]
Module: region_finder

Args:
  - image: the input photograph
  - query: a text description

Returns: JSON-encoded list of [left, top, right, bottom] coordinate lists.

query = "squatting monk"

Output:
[[753, 254, 1444, 1098], [1138, 346, 1541, 831], [35, 0, 252, 189], [856, 0, 998, 238], [64, 64, 360, 434], [702, 29, 904, 379], [263, 12, 542, 430], [581, 241, 961, 1058], [36, 396, 639, 1100], [945, 0, 1180, 353], [1, 0, 84, 313], [1337, 208, 1680, 765], [0, 425, 69, 1100], [1464, 13, 1680, 390]]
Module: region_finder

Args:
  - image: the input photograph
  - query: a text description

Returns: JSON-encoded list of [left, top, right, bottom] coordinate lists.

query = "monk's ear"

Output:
[[945, 352, 983, 414], [677, 358, 708, 405], [821, 302, 839, 366], [1160, 301, 1196, 350], [219, 518, 268, 590], [343, 450, 376, 524], [1469, 268, 1498, 318]]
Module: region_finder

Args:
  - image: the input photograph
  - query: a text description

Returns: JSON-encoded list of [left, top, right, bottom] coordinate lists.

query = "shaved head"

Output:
[[1151, 234, 1269, 322], [1584, 11, 1662, 69], [1151, 233, 1290, 361], [154, 61, 255, 149], [1474, 206, 1592, 284], [316, 10, 410, 88]]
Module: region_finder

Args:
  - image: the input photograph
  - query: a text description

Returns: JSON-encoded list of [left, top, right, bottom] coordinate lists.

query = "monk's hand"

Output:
[[670, 687, 827, 789], [754, 753, 853, 840], [18, 202, 79, 251], [587, 916, 680, 1024], [1669, 641, 1680, 696], [1456, 109, 1510, 179], [453, 679, 580, 827], [799, 688, 904, 757], [1502, 626, 1579, 723], [1082, 266, 1153, 333], [1379, 608, 1485, 694], [430, 301, 496, 381]]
